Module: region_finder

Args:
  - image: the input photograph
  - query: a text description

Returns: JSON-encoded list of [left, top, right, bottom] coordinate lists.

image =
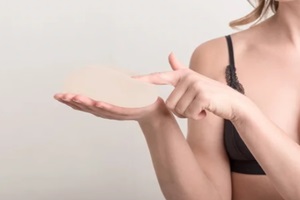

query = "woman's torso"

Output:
[[220, 18, 300, 200]]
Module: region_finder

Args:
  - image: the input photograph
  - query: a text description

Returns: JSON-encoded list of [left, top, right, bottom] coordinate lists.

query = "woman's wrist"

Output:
[[231, 95, 260, 125], [137, 98, 172, 126]]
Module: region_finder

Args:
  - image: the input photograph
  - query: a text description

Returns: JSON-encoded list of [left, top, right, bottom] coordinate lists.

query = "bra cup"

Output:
[[224, 120, 255, 161], [223, 35, 265, 175]]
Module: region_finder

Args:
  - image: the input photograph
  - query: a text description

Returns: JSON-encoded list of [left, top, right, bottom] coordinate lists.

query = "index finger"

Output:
[[131, 71, 181, 86]]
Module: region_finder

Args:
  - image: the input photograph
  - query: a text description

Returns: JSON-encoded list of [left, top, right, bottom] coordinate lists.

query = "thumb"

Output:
[[168, 52, 186, 71]]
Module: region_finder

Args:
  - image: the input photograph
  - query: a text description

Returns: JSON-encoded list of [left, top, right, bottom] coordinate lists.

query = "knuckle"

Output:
[[172, 110, 183, 118], [183, 74, 194, 82], [176, 113, 185, 118], [184, 109, 192, 117], [165, 101, 174, 110], [175, 105, 185, 115], [73, 95, 80, 100], [185, 108, 199, 120], [182, 68, 191, 75], [66, 94, 74, 100], [196, 92, 206, 102], [175, 106, 183, 114], [206, 100, 216, 112], [191, 81, 201, 91]]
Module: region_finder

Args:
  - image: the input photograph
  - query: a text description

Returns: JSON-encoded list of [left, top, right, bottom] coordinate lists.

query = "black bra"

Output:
[[223, 35, 265, 175]]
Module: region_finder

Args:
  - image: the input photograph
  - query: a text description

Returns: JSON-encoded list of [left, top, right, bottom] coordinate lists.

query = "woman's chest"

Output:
[[235, 59, 300, 142]]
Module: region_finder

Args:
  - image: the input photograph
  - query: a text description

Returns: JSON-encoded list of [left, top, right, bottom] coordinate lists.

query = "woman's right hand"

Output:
[[53, 93, 169, 122]]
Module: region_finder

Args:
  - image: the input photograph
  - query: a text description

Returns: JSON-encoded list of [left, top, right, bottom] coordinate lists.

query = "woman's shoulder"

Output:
[[189, 36, 232, 82], [190, 29, 254, 81]]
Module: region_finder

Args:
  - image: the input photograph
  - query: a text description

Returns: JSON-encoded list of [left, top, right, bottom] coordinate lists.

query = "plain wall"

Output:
[[0, 1, 251, 199]]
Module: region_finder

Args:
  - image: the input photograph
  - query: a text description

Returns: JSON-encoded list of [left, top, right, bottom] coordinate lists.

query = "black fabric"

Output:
[[223, 35, 265, 175], [225, 35, 245, 94]]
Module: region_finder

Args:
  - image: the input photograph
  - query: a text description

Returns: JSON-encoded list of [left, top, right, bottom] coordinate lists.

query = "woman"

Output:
[[54, 0, 300, 199]]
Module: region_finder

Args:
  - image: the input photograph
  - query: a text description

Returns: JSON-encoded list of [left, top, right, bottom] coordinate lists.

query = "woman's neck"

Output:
[[270, 1, 300, 48]]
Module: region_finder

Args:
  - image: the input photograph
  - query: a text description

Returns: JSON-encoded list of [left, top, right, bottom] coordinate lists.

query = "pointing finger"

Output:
[[131, 71, 181, 86]]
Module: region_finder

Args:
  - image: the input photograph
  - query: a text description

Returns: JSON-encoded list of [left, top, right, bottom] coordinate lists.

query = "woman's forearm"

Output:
[[232, 98, 300, 200], [137, 106, 221, 200]]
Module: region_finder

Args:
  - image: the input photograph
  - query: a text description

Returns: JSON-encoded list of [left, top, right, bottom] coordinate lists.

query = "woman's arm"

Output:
[[138, 104, 222, 200], [138, 38, 234, 200], [54, 37, 233, 200], [232, 97, 300, 200]]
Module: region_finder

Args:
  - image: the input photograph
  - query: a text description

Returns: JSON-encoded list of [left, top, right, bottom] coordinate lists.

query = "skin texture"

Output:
[[54, 1, 300, 199]]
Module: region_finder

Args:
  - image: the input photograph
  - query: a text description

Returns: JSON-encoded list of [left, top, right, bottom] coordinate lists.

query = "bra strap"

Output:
[[225, 35, 245, 94], [225, 35, 236, 70]]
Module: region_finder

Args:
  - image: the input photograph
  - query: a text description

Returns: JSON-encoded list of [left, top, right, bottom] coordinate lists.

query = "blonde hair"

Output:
[[230, 0, 279, 28]]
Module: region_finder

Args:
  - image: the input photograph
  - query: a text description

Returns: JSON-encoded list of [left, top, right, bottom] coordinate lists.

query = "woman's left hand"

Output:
[[133, 53, 248, 121]]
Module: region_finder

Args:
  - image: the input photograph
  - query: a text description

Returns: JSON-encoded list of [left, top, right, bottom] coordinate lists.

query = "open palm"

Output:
[[54, 92, 165, 121]]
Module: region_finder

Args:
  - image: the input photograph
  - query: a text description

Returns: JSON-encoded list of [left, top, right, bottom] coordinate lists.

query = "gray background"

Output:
[[0, 0, 251, 199]]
